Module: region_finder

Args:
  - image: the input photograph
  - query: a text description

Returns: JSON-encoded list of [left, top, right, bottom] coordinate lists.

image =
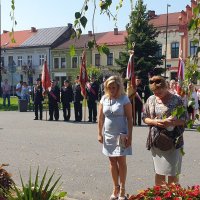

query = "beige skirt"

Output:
[[151, 146, 183, 176]]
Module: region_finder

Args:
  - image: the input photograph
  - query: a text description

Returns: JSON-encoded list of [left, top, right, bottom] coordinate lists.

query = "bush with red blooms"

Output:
[[129, 183, 200, 200]]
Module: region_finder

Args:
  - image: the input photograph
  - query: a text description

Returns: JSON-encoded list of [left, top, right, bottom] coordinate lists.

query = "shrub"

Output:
[[8, 167, 67, 200], [0, 164, 14, 199]]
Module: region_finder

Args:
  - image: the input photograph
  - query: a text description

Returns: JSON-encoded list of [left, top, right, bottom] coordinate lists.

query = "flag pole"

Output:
[[79, 47, 88, 122], [83, 92, 86, 122], [41, 56, 51, 121], [127, 42, 136, 125]]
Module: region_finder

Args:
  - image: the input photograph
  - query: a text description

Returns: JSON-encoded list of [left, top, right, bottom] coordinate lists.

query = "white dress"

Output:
[[100, 95, 132, 157]]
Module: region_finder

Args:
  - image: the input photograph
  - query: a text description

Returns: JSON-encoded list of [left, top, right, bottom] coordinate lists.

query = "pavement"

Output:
[[0, 110, 200, 200]]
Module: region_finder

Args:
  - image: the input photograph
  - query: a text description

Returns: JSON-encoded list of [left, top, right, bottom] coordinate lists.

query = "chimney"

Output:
[[114, 28, 118, 35], [88, 31, 92, 36], [3, 30, 9, 34], [31, 27, 37, 32], [68, 23, 72, 29], [148, 10, 156, 19]]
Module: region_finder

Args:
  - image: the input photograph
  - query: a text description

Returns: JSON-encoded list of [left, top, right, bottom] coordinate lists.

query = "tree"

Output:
[[115, 0, 164, 82]]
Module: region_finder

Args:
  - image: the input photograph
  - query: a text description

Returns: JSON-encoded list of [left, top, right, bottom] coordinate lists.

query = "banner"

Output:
[[177, 57, 185, 95], [126, 53, 135, 88], [79, 50, 88, 97], [41, 61, 51, 91]]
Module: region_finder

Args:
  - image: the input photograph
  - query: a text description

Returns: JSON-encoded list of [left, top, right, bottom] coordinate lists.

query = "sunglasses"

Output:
[[149, 79, 162, 84]]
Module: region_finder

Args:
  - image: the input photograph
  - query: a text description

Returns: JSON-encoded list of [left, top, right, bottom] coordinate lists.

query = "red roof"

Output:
[[1, 30, 36, 48], [150, 12, 181, 27], [96, 31, 127, 46]]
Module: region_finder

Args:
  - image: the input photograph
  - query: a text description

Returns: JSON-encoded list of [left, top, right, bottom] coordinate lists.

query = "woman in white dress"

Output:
[[98, 76, 132, 200]]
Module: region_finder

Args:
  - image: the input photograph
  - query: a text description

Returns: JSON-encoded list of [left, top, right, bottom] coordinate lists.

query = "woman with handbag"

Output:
[[143, 75, 186, 186], [98, 75, 132, 200]]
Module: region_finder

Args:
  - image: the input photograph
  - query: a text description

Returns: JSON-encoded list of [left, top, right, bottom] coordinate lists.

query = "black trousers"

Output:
[[74, 102, 82, 121], [134, 102, 143, 125], [62, 102, 71, 120], [87, 100, 97, 122], [34, 102, 43, 119], [49, 103, 59, 120]]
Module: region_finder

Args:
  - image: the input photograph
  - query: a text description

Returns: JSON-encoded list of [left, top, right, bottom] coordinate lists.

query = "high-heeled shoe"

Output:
[[109, 185, 120, 200], [118, 188, 128, 200]]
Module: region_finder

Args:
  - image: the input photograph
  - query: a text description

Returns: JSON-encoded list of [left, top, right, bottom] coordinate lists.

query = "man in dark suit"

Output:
[[134, 76, 144, 126], [48, 80, 60, 121], [73, 76, 83, 122], [86, 75, 99, 123], [33, 78, 43, 120], [61, 80, 73, 121]]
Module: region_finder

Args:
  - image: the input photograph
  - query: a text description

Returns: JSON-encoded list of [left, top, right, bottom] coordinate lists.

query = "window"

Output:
[[61, 57, 66, 68], [190, 41, 198, 56], [95, 54, 100, 66], [1, 57, 4, 67], [54, 58, 59, 69], [8, 56, 14, 65], [39, 55, 45, 66], [155, 44, 162, 57], [171, 42, 179, 58], [107, 53, 113, 66], [27, 55, 32, 66], [72, 56, 78, 68], [20, 74, 23, 81], [17, 56, 23, 66]]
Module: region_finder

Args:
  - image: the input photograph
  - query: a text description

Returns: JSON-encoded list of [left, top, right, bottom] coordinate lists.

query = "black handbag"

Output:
[[153, 128, 174, 151]]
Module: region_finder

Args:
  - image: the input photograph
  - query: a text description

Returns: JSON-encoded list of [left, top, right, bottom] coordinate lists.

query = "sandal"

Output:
[[118, 188, 128, 200], [109, 185, 120, 200]]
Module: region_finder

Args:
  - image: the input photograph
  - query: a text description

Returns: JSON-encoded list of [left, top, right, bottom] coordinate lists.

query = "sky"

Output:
[[1, 0, 192, 34]]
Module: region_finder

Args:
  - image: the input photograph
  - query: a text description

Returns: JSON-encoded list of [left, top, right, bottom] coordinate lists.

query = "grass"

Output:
[[0, 97, 19, 111]]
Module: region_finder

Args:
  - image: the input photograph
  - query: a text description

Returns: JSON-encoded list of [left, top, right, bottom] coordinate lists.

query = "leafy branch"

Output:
[[71, 0, 129, 56]]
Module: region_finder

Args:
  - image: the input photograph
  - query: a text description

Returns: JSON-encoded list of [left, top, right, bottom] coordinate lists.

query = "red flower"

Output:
[[153, 185, 161, 192], [154, 196, 162, 200], [164, 191, 172, 198]]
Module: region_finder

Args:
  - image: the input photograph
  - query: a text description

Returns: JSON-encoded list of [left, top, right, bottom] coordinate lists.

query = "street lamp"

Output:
[[164, 4, 171, 77]]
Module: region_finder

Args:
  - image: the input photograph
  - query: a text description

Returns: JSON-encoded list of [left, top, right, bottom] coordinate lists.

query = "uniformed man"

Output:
[[61, 80, 73, 121], [73, 76, 83, 122], [33, 78, 43, 120], [86, 75, 99, 123], [134, 76, 144, 126], [48, 80, 60, 121], [98, 75, 109, 101]]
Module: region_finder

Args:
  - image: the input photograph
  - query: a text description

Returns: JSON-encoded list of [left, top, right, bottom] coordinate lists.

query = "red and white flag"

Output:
[[79, 50, 88, 97], [177, 57, 185, 95], [41, 61, 51, 91], [126, 53, 135, 88]]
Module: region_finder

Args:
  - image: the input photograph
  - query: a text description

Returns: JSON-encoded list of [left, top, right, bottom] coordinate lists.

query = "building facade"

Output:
[[0, 25, 73, 89]]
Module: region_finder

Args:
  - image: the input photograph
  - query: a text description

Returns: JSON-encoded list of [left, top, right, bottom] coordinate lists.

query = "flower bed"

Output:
[[129, 183, 200, 200]]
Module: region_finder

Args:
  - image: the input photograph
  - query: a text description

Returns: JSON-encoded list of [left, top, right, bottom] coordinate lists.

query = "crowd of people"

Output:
[[1, 74, 200, 200], [32, 75, 100, 122]]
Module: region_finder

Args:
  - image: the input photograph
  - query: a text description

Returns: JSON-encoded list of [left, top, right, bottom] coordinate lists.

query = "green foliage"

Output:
[[8, 167, 66, 200], [115, 0, 164, 81], [87, 66, 102, 81], [72, 0, 127, 54], [0, 164, 14, 198], [0, 97, 19, 111], [69, 45, 76, 57]]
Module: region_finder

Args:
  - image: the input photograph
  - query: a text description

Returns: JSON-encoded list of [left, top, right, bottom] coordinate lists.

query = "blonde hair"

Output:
[[104, 75, 125, 98], [149, 75, 167, 92]]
